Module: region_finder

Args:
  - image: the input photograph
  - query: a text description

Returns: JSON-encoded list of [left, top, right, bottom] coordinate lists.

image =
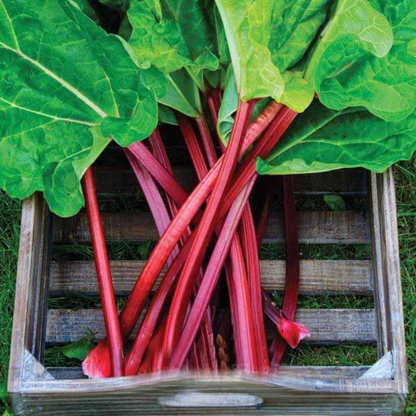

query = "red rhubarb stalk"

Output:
[[226, 238, 258, 372], [177, 114, 210, 179], [262, 291, 309, 348], [128, 141, 188, 206], [83, 105, 292, 378], [81, 167, 124, 377], [205, 95, 261, 372], [254, 181, 308, 355], [206, 90, 221, 128], [137, 318, 167, 375], [149, 129, 181, 221], [271, 176, 300, 366], [162, 101, 256, 363], [195, 116, 218, 168], [124, 149, 179, 266], [168, 177, 257, 370], [175, 115, 217, 372], [240, 206, 270, 373]]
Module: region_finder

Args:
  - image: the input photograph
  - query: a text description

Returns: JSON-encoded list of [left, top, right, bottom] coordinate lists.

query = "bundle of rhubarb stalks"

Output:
[[0, 0, 415, 378]]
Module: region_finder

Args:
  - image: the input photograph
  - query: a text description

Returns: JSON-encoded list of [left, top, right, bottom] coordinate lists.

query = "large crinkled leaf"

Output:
[[304, 0, 415, 121], [215, 0, 325, 136], [127, 0, 193, 73], [269, 0, 330, 73], [215, 0, 284, 102], [257, 101, 416, 175], [280, 71, 314, 113], [0, 0, 159, 216], [161, 0, 219, 90], [126, 0, 217, 116], [0, 117, 110, 217]]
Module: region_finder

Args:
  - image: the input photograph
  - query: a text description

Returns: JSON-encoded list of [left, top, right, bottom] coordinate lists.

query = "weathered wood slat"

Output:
[[53, 211, 370, 244], [46, 366, 371, 380], [8, 194, 52, 392], [50, 259, 373, 296], [45, 309, 376, 345], [370, 170, 408, 395], [94, 167, 367, 196]]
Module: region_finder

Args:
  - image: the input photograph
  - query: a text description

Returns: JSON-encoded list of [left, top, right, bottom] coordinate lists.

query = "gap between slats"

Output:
[[49, 259, 373, 296], [45, 309, 377, 345], [94, 167, 368, 197]]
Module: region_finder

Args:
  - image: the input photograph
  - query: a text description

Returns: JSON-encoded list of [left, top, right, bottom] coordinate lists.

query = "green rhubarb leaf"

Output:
[[215, 0, 284, 102], [280, 71, 314, 113], [202, 2, 230, 89], [215, 0, 326, 135], [216, 69, 238, 143], [217, 69, 271, 144], [267, 0, 329, 112], [61, 333, 95, 361], [257, 101, 416, 175], [71, 0, 100, 22], [145, 0, 163, 19], [324, 195, 346, 211], [158, 104, 178, 125], [0, 0, 158, 217], [304, 0, 415, 121], [161, 0, 219, 90], [159, 69, 202, 118], [269, 0, 330, 73], [127, 0, 193, 73]]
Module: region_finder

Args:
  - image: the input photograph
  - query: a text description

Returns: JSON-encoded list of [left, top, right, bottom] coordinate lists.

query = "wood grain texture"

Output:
[[369, 170, 408, 400], [46, 365, 372, 380], [50, 259, 373, 296], [11, 373, 399, 415], [94, 166, 368, 197], [45, 309, 377, 345], [8, 194, 51, 393], [52, 211, 370, 244]]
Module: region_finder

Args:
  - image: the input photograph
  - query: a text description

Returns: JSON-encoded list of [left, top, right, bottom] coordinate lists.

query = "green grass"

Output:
[[0, 160, 414, 414], [0, 195, 21, 414], [394, 160, 416, 415]]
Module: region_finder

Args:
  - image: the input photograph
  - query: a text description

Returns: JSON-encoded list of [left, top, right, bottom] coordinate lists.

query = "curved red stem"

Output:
[[81, 168, 124, 377]]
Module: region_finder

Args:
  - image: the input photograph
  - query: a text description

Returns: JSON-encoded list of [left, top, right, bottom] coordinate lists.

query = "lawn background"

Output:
[[0, 159, 414, 414]]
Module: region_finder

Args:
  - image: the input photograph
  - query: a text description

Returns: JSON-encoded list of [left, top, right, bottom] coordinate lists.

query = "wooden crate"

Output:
[[8, 162, 408, 415]]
